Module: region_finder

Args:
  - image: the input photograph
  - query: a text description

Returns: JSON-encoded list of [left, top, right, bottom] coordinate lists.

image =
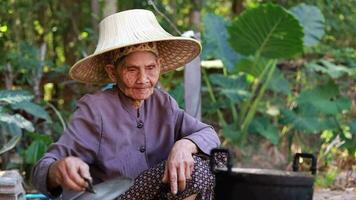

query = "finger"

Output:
[[60, 167, 85, 191], [78, 164, 91, 189], [66, 164, 87, 188], [169, 165, 178, 195], [78, 164, 91, 181], [185, 163, 191, 180], [178, 165, 186, 192], [190, 163, 194, 176], [162, 162, 169, 183]]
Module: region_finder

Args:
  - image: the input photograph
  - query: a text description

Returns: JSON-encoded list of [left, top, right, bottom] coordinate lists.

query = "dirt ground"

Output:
[[313, 171, 356, 200], [313, 188, 356, 200]]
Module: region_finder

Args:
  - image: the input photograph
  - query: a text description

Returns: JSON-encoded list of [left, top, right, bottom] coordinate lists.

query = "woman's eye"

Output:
[[127, 67, 137, 72], [146, 65, 155, 70]]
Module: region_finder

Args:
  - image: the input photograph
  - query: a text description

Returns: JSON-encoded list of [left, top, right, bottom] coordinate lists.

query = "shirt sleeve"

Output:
[[31, 95, 102, 197], [170, 96, 220, 155]]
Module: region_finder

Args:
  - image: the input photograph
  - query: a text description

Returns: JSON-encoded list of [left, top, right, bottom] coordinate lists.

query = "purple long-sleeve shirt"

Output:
[[31, 87, 220, 198]]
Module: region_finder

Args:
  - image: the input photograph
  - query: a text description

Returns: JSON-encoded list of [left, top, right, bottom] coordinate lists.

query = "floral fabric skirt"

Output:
[[118, 154, 226, 200]]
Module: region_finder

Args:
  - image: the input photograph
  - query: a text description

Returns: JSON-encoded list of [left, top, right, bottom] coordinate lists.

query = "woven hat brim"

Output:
[[69, 37, 201, 85]]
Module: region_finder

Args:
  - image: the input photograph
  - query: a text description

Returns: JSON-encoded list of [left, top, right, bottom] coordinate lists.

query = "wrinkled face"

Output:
[[114, 51, 161, 101]]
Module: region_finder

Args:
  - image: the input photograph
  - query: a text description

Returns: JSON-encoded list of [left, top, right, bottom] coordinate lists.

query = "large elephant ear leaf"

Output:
[[202, 13, 243, 71], [228, 3, 304, 59], [290, 3, 325, 46]]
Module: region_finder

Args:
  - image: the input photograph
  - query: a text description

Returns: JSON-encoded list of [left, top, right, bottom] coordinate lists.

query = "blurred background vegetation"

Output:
[[0, 0, 355, 190]]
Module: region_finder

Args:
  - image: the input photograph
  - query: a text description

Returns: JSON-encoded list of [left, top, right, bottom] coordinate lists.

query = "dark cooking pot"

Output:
[[210, 148, 317, 200]]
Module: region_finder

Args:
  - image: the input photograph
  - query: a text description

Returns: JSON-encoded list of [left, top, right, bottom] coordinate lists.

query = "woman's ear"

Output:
[[104, 64, 117, 82], [156, 57, 163, 71]]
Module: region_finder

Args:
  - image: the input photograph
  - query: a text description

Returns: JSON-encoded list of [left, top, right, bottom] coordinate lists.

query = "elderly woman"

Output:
[[31, 9, 220, 200]]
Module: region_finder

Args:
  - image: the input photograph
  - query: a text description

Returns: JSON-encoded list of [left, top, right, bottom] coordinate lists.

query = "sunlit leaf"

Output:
[[308, 60, 354, 79], [1, 122, 22, 136], [0, 135, 21, 155], [228, 3, 304, 58], [0, 24, 8, 32], [12, 101, 52, 123], [0, 113, 34, 132], [290, 3, 325, 46], [0, 90, 33, 104]]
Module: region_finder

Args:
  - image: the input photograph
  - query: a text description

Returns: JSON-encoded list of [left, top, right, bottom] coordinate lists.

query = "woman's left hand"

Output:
[[162, 139, 198, 195]]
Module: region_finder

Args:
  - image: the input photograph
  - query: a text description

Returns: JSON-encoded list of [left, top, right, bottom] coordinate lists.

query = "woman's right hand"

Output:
[[47, 156, 91, 192]]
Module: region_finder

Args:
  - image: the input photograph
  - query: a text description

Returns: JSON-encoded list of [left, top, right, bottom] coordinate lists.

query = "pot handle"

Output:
[[292, 153, 317, 175], [210, 148, 232, 173]]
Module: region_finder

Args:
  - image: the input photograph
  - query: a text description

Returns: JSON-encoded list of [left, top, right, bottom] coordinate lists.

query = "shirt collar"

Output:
[[115, 86, 144, 119]]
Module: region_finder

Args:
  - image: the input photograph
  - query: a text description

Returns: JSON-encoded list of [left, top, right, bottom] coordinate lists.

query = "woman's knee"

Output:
[[189, 156, 215, 192]]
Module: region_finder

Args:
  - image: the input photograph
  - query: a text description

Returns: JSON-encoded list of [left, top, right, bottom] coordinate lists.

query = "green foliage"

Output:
[[0, 90, 36, 134], [203, 2, 354, 159], [0, 90, 33, 104], [280, 107, 335, 133], [0, 90, 51, 155], [290, 3, 325, 46], [209, 74, 250, 104], [268, 69, 291, 95], [24, 133, 52, 165], [315, 168, 338, 188], [350, 120, 356, 135], [234, 57, 268, 77], [307, 59, 355, 79], [215, 3, 305, 145], [168, 83, 185, 109], [11, 101, 52, 123], [0, 135, 21, 155], [297, 81, 351, 115], [250, 117, 279, 145], [228, 3, 304, 59], [0, 0, 354, 184], [202, 13, 242, 71], [223, 124, 241, 145], [279, 80, 350, 135], [0, 113, 34, 133]]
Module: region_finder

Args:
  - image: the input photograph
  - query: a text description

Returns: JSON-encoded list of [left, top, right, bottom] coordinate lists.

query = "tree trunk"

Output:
[[189, 0, 202, 31], [4, 63, 14, 90], [91, 0, 100, 34], [33, 42, 46, 103], [60, 0, 81, 66], [90, 0, 100, 51], [103, 0, 117, 18], [232, 0, 244, 16], [184, 0, 202, 120]]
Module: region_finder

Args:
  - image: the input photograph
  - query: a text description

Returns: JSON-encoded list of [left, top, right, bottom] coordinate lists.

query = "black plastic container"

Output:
[[211, 149, 317, 200]]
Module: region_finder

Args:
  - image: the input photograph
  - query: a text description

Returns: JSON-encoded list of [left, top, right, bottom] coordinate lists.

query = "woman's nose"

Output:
[[137, 69, 148, 83]]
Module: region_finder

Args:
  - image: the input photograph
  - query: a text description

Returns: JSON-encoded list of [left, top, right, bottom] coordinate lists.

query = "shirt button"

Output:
[[139, 146, 146, 153], [137, 120, 144, 128]]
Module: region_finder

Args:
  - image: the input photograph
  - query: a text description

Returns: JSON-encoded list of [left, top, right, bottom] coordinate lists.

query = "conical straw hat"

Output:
[[69, 9, 201, 84]]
